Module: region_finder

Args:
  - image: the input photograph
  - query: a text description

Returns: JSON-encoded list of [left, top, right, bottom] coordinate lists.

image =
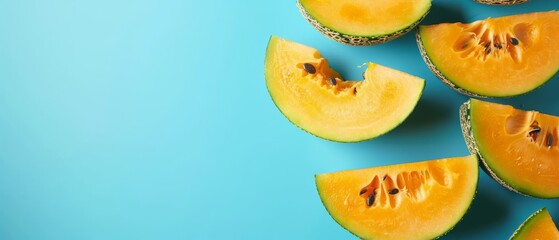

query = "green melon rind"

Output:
[[474, 0, 529, 5], [264, 36, 425, 143], [297, 0, 431, 46], [510, 208, 545, 240], [509, 208, 556, 240], [459, 100, 556, 198], [315, 156, 479, 240]]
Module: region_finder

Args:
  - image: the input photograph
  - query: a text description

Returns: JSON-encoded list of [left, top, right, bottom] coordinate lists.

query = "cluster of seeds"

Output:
[[357, 169, 448, 208], [360, 187, 401, 207], [301, 62, 361, 95], [302, 62, 339, 86], [528, 121, 556, 148], [455, 22, 526, 62], [481, 37, 519, 56]]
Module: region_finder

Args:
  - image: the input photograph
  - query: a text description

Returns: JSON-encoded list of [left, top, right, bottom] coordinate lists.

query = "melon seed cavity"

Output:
[[360, 168, 450, 208], [453, 21, 529, 62]]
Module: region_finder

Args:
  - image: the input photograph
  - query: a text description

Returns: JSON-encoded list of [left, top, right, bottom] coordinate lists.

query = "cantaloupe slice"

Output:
[[316, 155, 478, 239], [418, 11, 559, 97], [264, 36, 424, 142], [297, 0, 431, 45], [460, 99, 559, 198], [510, 208, 559, 240]]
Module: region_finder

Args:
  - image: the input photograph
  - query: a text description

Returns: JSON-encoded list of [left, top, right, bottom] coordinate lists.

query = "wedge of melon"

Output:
[[460, 99, 559, 198], [297, 0, 431, 46], [417, 11, 559, 97], [264, 36, 425, 142], [316, 155, 478, 239], [510, 208, 559, 240]]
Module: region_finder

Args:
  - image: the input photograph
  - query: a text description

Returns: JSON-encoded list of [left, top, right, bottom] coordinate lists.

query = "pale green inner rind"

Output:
[[300, 0, 431, 37], [510, 208, 552, 240]]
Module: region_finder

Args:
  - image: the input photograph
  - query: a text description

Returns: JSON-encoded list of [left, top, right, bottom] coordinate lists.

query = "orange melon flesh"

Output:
[[316, 155, 478, 240], [299, 0, 431, 36], [463, 99, 559, 198], [264, 36, 424, 142], [418, 11, 559, 97], [510, 208, 559, 240]]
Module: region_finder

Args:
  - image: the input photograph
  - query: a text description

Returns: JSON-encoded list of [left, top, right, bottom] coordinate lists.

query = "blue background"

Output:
[[0, 0, 558, 239]]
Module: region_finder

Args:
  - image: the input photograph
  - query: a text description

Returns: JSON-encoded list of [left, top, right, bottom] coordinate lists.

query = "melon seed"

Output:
[[510, 38, 519, 46], [303, 63, 316, 74], [547, 134, 554, 147], [494, 42, 502, 49], [359, 188, 367, 195], [529, 126, 541, 141], [366, 190, 376, 206], [328, 77, 336, 86], [388, 188, 399, 195]]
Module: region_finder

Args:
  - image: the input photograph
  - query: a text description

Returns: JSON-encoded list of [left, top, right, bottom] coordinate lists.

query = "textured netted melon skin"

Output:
[[459, 100, 528, 197], [474, 0, 529, 5], [297, 0, 429, 46]]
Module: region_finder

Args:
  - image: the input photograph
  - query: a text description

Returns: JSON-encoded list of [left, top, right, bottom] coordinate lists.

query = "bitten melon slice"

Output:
[[316, 155, 478, 240], [297, 0, 431, 46], [460, 99, 559, 198], [264, 36, 424, 142], [417, 11, 559, 97], [510, 208, 559, 240]]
